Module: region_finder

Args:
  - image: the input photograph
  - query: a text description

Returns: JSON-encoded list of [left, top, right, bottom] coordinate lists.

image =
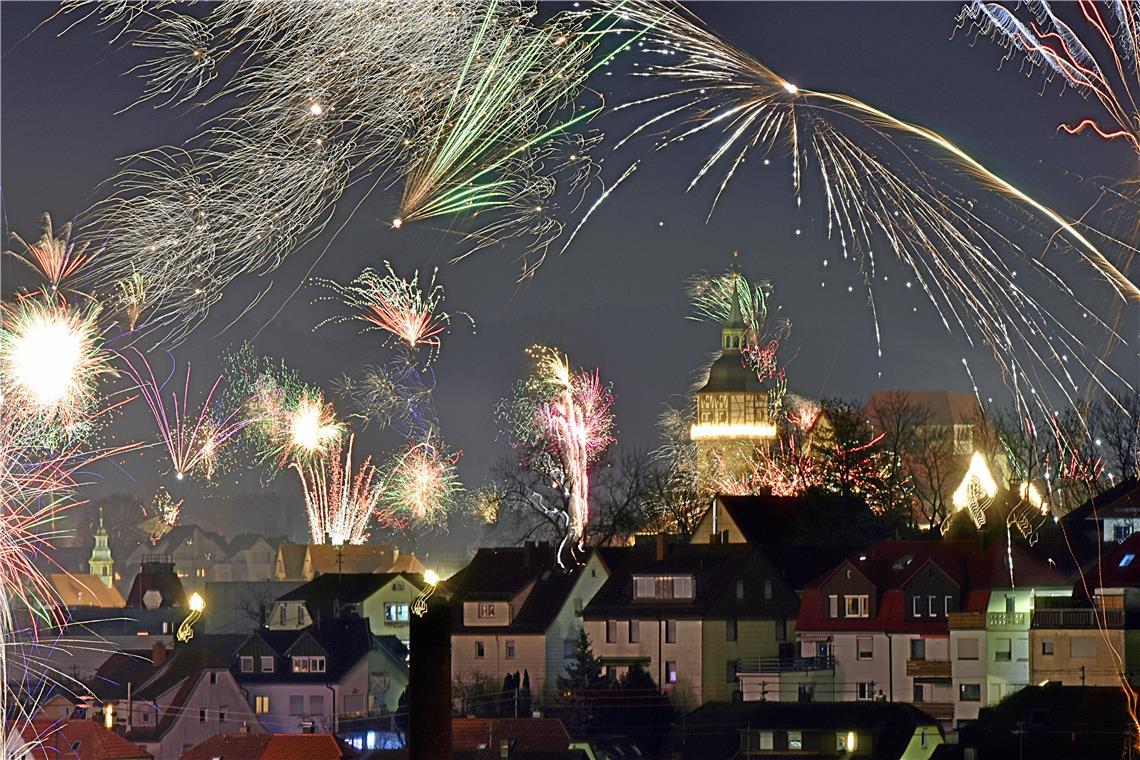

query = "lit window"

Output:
[[959, 683, 981, 702], [845, 595, 869, 618], [477, 603, 495, 619], [385, 603, 410, 623], [255, 695, 270, 714], [665, 661, 677, 684], [787, 731, 802, 750], [1120, 554, 1135, 568]]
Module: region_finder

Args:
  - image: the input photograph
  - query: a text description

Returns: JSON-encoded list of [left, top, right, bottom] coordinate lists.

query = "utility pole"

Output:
[[1081, 665, 1086, 686]]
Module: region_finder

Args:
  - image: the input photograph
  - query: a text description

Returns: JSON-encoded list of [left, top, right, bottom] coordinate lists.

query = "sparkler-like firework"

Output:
[[500, 346, 615, 563], [380, 441, 462, 527], [290, 433, 393, 545], [614, 2, 1137, 432], [6, 214, 98, 292]]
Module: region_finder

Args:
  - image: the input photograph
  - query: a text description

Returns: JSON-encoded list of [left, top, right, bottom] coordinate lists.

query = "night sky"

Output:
[[2, 2, 1135, 555]]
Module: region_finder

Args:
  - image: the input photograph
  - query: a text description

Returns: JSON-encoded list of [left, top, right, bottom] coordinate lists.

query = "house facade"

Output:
[[267, 572, 424, 643], [233, 616, 408, 733], [448, 544, 613, 706], [583, 543, 801, 709]]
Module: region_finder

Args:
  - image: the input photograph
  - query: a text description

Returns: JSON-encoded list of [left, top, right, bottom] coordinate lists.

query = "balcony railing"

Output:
[[906, 658, 952, 678], [987, 612, 1027, 629], [737, 655, 835, 674], [1031, 608, 1124, 629]]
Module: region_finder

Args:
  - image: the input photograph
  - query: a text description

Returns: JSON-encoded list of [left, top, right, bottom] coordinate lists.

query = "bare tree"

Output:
[[641, 466, 708, 539], [867, 392, 932, 526], [1091, 388, 1140, 482], [909, 425, 956, 528]]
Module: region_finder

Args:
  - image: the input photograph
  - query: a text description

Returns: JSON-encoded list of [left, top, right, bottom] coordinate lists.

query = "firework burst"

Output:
[[6, 214, 98, 292], [119, 350, 247, 481], [613, 2, 1137, 429], [380, 441, 462, 527]]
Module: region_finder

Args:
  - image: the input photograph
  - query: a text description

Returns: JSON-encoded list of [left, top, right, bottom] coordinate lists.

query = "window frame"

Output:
[[240, 656, 254, 673], [475, 641, 485, 658], [505, 640, 516, 659], [606, 620, 618, 643], [959, 683, 982, 702], [628, 619, 640, 644], [665, 619, 677, 644], [665, 660, 678, 684], [856, 636, 874, 661], [260, 656, 274, 673], [726, 618, 737, 642]]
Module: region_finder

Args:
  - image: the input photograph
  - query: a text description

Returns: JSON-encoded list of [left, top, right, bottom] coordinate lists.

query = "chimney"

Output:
[[656, 533, 666, 561], [151, 642, 167, 667], [240, 722, 250, 734]]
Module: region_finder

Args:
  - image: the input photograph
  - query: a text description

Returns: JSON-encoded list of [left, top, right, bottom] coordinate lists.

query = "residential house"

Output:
[[111, 645, 264, 758], [1030, 531, 1140, 688], [125, 555, 188, 609], [447, 543, 613, 707], [123, 527, 230, 596], [267, 572, 426, 643], [232, 615, 408, 733], [47, 574, 125, 608], [689, 493, 890, 549], [1061, 478, 1140, 544], [942, 684, 1134, 760], [214, 535, 283, 582], [789, 540, 1068, 725], [272, 543, 423, 582], [664, 701, 944, 759], [180, 733, 355, 760], [7, 719, 153, 760], [202, 581, 302, 634], [583, 541, 803, 709]]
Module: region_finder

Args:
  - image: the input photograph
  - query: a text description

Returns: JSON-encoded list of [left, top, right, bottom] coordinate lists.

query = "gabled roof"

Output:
[[227, 534, 283, 554], [13, 719, 153, 760], [448, 546, 585, 635], [864, 389, 981, 426], [128, 649, 230, 742], [583, 544, 800, 620], [49, 574, 125, 608], [1064, 478, 1140, 523], [89, 651, 158, 701], [234, 617, 377, 683], [277, 573, 424, 618], [180, 733, 355, 760], [277, 544, 309, 579], [1079, 531, 1140, 592], [307, 544, 395, 575], [710, 493, 889, 547]]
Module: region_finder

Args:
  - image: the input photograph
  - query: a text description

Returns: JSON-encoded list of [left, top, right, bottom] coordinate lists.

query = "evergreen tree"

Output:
[[558, 629, 605, 691]]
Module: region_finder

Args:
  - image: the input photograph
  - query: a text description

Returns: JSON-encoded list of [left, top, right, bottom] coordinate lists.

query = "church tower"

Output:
[[89, 507, 114, 588], [690, 268, 775, 473]]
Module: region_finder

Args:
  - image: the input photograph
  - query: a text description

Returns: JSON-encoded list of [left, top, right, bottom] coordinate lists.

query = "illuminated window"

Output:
[[787, 731, 802, 750], [857, 637, 873, 660], [1121, 554, 1135, 568], [255, 696, 270, 714], [385, 603, 410, 623], [477, 603, 495, 619], [845, 595, 869, 618], [240, 657, 253, 673], [665, 661, 677, 684]]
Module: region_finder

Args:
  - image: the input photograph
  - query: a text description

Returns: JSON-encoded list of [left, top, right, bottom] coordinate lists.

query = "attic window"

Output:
[[892, 554, 914, 571], [1121, 554, 1135, 568]]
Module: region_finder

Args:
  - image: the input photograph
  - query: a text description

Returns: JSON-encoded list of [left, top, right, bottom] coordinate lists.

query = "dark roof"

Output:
[[665, 701, 940, 760], [864, 390, 981, 427], [233, 616, 377, 683], [712, 493, 891, 547], [1078, 531, 1140, 593], [125, 561, 187, 609], [583, 544, 800, 620], [1064, 478, 1140, 523], [278, 572, 424, 621], [957, 685, 1132, 760], [88, 651, 158, 701], [128, 649, 229, 742], [180, 733, 356, 760], [697, 351, 766, 393], [448, 546, 584, 635], [453, 717, 573, 757]]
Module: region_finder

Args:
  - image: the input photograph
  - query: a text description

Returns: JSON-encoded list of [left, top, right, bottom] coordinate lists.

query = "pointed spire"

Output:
[[97, 506, 106, 531]]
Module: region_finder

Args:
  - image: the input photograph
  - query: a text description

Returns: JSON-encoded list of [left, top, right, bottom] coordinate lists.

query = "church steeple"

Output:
[[721, 252, 747, 353], [89, 507, 114, 588]]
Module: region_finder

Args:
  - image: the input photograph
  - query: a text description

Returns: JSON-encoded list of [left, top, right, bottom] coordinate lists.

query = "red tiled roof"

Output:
[[180, 733, 353, 760], [452, 718, 571, 754], [13, 720, 152, 760]]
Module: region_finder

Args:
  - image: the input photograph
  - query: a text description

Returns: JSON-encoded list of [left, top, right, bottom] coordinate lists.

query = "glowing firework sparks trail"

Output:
[[290, 433, 393, 545]]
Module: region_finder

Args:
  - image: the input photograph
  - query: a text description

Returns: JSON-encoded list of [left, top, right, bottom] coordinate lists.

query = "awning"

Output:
[[797, 634, 832, 642]]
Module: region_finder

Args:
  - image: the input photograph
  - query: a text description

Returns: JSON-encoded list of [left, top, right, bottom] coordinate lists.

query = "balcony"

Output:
[[948, 612, 985, 630], [906, 658, 952, 678], [738, 655, 835, 674], [913, 701, 954, 721], [1031, 608, 1124, 629], [987, 612, 1027, 630]]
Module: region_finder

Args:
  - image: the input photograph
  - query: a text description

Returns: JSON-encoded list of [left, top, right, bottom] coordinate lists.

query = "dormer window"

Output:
[[291, 656, 326, 673], [478, 603, 495, 619], [633, 575, 694, 600]]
